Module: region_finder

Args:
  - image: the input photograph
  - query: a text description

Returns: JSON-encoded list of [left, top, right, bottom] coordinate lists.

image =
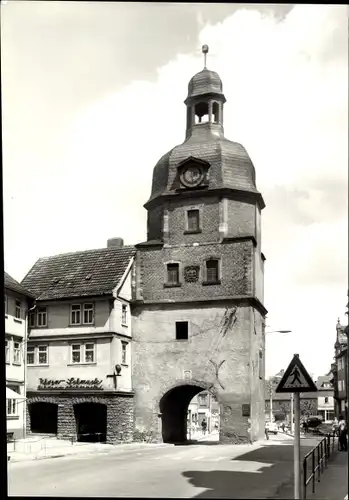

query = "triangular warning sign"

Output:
[[275, 354, 317, 393]]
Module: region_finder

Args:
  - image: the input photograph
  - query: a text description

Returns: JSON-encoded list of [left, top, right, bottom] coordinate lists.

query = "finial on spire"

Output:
[[202, 44, 209, 68]]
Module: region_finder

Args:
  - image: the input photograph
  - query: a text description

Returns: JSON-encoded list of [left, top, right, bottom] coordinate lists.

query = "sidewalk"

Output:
[[273, 447, 347, 499], [306, 450, 348, 500], [7, 438, 172, 463]]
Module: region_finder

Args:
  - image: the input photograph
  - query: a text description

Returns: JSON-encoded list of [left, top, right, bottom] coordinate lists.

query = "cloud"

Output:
[[3, 4, 348, 378]]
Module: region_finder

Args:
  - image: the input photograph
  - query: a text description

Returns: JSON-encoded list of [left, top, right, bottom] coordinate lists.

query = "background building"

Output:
[[316, 374, 334, 423], [187, 390, 220, 436], [5, 272, 34, 440], [21, 240, 135, 444], [333, 318, 348, 419]]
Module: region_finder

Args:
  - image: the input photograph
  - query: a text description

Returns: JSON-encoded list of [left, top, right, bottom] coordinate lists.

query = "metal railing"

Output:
[[303, 433, 337, 499]]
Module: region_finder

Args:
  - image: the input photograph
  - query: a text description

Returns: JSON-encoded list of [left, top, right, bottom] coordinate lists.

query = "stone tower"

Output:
[[132, 49, 267, 444]]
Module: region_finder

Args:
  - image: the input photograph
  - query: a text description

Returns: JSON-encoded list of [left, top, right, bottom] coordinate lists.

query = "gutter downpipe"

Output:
[[23, 302, 36, 439]]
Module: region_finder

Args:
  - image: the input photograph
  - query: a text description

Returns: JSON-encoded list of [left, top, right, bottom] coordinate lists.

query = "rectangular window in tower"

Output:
[[186, 209, 200, 233], [167, 264, 180, 285], [204, 259, 220, 284], [176, 321, 188, 340]]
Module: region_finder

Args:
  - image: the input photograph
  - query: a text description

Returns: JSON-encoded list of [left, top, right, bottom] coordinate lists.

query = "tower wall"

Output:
[[136, 240, 254, 303], [132, 302, 264, 443]]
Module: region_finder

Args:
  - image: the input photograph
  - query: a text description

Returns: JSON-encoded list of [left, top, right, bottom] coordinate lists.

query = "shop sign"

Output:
[[37, 377, 103, 390]]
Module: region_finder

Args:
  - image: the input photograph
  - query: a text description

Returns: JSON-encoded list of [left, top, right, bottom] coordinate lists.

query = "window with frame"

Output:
[[83, 303, 94, 324], [72, 344, 81, 363], [122, 342, 128, 364], [324, 397, 329, 404], [37, 307, 47, 327], [71, 304, 81, 325], [27, 346, 35, 365], [167, 263, 179, 285], [186, 209, 200, 233], [121, 304, 127, 326], [85, 343, 95, 363], [38, 345, 48, 364], [71, 343, 96, 364], [7, 399, 17, 416], [29, 312, 36, 328], [5, 339, 10, 363], [15, 300, 21, 319], [4, 294, 8, 314], [206, 259, 219, 283], [199, 393, 208, 406], [13, 341, 21, 364]]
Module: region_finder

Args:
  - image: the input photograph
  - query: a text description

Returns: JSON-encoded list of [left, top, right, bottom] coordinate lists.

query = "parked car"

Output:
[[266, 422, 278, 435]]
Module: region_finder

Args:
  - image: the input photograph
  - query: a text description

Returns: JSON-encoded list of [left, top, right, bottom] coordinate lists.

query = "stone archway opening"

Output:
[[159, 384, 218, 444], [74, 402, 107, 443], [29, 402, 58, 435]]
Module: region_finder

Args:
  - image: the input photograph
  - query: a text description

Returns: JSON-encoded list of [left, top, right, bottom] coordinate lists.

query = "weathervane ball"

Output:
[[202, 44, 209, 54]]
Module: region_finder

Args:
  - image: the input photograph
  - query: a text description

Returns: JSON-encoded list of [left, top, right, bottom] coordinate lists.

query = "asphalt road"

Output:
[[7, 434, 317, 498]]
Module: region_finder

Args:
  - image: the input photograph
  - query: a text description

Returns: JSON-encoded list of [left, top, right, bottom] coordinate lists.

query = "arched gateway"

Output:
[[132, 46, 267, 444]]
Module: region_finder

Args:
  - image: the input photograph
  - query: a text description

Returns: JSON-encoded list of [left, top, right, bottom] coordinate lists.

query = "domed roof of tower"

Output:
[[187, 68, 223, 99], [147, 127, 261, 206], [145, 46, 265, 210]]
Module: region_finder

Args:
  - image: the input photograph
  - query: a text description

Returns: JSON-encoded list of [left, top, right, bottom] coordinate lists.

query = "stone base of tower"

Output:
[[132, 301, 266, 445]]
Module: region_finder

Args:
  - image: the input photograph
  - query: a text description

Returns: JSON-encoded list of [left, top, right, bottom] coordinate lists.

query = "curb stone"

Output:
[[7, 442, 173, 463]]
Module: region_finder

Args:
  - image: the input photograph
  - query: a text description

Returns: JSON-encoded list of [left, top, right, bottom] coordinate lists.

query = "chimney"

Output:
[[107, 237, 124, 248]]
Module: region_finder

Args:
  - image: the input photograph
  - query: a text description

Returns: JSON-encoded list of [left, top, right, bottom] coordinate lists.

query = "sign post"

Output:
[[275, 354, 317, 500], [294, 392, 301, 499]]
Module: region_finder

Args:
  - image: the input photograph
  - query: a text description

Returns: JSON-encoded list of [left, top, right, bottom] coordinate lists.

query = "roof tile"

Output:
[[21, 246, 135, 301], [4, 272, 34, 298]]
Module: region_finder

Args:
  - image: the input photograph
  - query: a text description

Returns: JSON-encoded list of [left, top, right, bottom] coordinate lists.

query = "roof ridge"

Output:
[[35, 245, 136, 261]]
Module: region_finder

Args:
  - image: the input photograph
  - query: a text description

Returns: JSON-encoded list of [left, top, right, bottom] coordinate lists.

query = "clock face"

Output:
[[181, 165, 203, 187]]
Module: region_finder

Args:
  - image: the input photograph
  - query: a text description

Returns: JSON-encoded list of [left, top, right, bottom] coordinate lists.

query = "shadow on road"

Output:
[[181, 443, 316, 499], [182, 468, 279, 499]]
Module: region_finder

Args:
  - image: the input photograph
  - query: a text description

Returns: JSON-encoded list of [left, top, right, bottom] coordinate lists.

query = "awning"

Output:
[[6, 387, 26, 400]]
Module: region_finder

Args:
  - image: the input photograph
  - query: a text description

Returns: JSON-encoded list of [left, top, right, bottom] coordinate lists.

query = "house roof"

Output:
[[316, 375, 333, 390], [21, 246, 136, 301], [4, 272, 34, 298]]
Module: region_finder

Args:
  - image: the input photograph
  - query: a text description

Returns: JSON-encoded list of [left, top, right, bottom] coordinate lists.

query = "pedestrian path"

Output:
[[305, 450, 348, 500]]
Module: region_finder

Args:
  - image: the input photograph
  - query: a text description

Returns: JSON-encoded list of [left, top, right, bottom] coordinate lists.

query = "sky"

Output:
[[2, 2, 348, 379]]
